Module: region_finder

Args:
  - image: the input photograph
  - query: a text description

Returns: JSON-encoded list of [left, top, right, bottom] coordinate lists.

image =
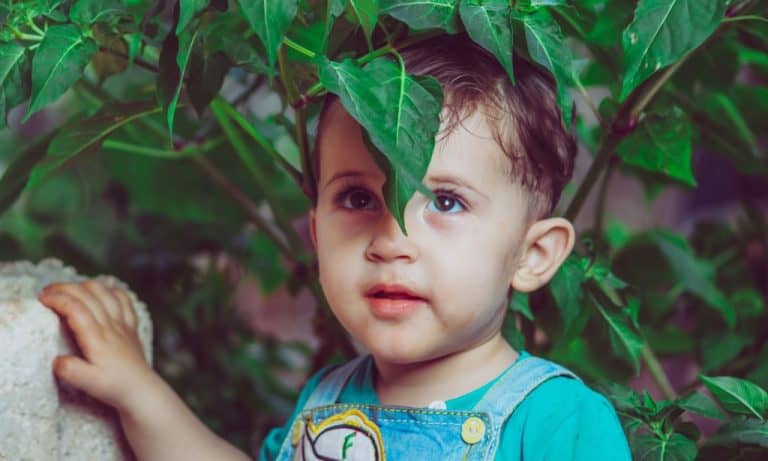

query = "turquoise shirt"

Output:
[[259, 351, 631, 460]]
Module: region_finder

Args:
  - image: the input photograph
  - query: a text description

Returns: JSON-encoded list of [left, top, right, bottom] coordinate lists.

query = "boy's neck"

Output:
[[372, 334, 519, 407]]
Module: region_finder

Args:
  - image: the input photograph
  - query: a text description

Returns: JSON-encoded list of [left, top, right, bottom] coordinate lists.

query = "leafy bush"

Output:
[[1, 0, 767, 458]]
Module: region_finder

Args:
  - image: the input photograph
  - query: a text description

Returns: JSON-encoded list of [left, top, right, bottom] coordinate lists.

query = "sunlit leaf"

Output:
[[620, 0, 729, 100], [318, 56, 442, 234], [27, 101, 161, 190], [178, 0, 208, 33], [700, 376, 768, 420], [240, 0, 298, 79], [25, 25, 98, 121], [459, 0, 514, 82], [381, 0, 459, 33], [616, 106, 695, 186]]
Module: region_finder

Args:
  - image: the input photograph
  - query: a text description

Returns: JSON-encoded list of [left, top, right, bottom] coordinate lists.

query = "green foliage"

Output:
[[1, 0, 767, 457]]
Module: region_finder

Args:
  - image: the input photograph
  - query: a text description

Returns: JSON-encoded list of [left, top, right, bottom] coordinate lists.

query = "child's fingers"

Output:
[[53, 355, 106, 398], [111, 287, 138, 330], [38, 291, 103, 356], [46, 283, 110, 327], [81, 280, 123, 324]]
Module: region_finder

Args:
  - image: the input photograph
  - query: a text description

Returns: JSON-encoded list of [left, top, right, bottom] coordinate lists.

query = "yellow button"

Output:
[[291, 420, 304, 446], [461, 417, 485, 444]]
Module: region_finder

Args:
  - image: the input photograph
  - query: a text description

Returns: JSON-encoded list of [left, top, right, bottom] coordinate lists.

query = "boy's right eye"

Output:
[[336, 187, 378, 211]]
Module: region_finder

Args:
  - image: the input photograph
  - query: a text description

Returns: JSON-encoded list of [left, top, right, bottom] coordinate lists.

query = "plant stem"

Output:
[[190, 155, 295, 261], [641, 344, 677, 400], [283, 37, 317, 59], [102, 139, 179, 158], [722, 14, 768, 24]]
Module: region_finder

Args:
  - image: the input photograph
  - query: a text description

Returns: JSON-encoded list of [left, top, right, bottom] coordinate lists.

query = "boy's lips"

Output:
[[365, 283, 428, 320]]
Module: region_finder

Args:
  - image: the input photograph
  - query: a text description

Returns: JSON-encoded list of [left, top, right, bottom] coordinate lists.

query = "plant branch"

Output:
[[283, 37, 317, 59], [189, 155, 295, 261], [641, 344, 677, 400], [99, 45, 160, 74]]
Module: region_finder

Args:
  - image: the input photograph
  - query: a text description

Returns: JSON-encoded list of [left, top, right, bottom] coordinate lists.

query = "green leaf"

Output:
[[620, 0, 729, 100], [347, 0, 379, 46], [705, 417, 768, 449], [632, 432, 698, 461], [677, 392, 725, 420], [69, 0, 128, 24], [459, 0, 514, 82], [324, 0, 347, 52], [27, 101, 162, 190], [187, 45, 229, 116], [701, 333, 751, 372], [178, 0, 208, 33], [589, 287, 644, 372], [24, 24, 98, 121], [518, 8, 574, 127], [317, 56, 443, 234], [0, 43, 29, 128], [381, 0, 459, 33], [549, 253, 586, 328], [648, 230, 735, 328], [616, 106, 695, 186], [0, 136, 52, 215], [156, 29, 198, 141], [240, 0, 299, 78], [509, 290, 533, 321], [700, 376, 768, 420]]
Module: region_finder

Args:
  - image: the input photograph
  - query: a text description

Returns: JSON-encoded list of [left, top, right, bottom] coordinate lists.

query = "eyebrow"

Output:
[[323, 170, 375, 190], [427, 174, 489, 200]]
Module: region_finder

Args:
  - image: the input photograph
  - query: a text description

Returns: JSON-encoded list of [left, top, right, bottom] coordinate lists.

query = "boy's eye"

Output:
[[338, 188, 377, 210], [427, 191, 466, 214]]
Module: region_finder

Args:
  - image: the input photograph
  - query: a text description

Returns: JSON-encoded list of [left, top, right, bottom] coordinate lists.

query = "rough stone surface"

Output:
[[0, 259, 153, 461]]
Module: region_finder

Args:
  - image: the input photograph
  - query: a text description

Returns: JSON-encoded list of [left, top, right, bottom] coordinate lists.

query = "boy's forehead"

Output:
[[317, 101, 513, 193]]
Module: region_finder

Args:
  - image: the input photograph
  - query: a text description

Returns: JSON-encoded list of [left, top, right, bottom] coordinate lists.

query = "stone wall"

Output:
[[0, 259, 153, 461]]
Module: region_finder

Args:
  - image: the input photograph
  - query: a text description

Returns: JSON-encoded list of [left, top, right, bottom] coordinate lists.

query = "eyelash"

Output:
[[333, 183, 469, 214]]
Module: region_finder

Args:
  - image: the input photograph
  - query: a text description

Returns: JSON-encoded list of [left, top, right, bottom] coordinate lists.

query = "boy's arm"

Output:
[[38, 280, 251, 461]]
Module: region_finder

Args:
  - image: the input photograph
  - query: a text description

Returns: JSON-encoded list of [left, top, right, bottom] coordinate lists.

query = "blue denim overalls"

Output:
[[275, 353, 579, 461]]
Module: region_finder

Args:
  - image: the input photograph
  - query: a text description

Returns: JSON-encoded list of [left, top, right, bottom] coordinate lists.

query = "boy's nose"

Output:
[[364, 212, 418, 263]]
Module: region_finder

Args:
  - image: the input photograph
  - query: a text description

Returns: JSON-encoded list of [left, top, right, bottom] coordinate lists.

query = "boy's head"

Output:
[[307, 33, 577, 224], [307, 34, 577, 365]]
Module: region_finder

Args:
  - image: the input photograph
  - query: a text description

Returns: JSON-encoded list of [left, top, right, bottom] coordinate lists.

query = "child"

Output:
[[37, 34, 631, 460]]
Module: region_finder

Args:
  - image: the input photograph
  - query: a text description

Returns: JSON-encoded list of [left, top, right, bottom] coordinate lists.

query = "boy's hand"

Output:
[[38, 279, 160, 413]]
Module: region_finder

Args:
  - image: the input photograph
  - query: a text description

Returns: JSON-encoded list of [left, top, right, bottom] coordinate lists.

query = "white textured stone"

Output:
[[0, 259, 153, 461]]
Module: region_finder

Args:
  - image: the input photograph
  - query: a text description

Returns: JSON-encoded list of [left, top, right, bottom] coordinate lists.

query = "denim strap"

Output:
[[274, 355, 369, 461], [473, 354, 579, 460]]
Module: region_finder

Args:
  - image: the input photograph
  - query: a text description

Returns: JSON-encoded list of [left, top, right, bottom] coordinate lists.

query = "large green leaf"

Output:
[[648, 230, 735, 328], [347, 0, 379, 46], [518, 8, 574, 127], [589, 287, 643, 372], [156, 29, 198, 140], [187, 41, 229, 116], [26, 101, 162, 190], [178, 0, 208, 33], [632, 432, 697, 461], [705, 417, 768, 449], [620, 0, 729, 100], [317, 56, 443, 234], [240, 0, 299, 78], [0, 136, 52, 215], [381, 0, 459, 33], [69, 0, 128, 24], [700, 376, 768, 420], [677, 392, 725, 420], [24, 24, 98, 121], [616, 106, 695, 186], [459, 0, 514, 82], [0, 43, 29, 128]]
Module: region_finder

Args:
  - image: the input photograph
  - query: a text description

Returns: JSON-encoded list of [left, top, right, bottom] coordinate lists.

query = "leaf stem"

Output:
[[26, 17, 44, 36], [722, 14, 768, 24], [641, 344, 677, 400], [283, 37, 317, 59]]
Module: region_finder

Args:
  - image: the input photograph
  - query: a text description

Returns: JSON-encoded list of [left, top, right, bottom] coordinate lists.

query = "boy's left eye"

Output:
[[427, 191, 466, 214]]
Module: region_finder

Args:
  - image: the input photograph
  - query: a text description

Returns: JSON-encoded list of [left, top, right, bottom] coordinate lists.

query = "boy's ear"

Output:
[[510, 217, 575, 293], [309, 209, 318, 251]]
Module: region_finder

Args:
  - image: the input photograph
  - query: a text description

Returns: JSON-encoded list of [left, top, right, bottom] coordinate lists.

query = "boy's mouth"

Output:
[[365, 283, 427, 301]]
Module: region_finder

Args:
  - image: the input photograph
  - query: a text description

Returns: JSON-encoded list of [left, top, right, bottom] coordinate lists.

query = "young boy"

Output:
[[37, 34, 631, 460]]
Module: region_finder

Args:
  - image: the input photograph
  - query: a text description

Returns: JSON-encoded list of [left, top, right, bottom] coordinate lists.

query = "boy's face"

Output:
[[310, 102, 530, 365]]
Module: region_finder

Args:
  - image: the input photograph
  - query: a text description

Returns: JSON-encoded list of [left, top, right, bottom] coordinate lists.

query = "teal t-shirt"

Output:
[[259, 351, 631, 460]]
